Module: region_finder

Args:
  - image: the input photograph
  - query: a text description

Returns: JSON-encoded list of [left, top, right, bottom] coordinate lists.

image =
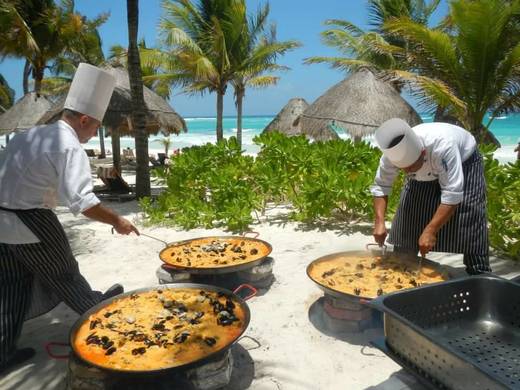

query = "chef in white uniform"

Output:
[[0, 63, 139, 374], [371, 118, 491, 275]]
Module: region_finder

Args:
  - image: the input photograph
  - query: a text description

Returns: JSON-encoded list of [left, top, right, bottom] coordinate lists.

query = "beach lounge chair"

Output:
[[94, 166, 135, 202], [149, 155, 161, 167], [122, 148, 135, 163], [158, 153, 167, 165], [85, 149, 96, 157]]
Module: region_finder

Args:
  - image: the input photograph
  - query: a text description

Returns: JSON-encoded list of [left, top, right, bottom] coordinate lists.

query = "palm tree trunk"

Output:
[[23, 60, 31, 95], [111, 127, 121, 173], [127, 0, 150, 198], [33, 65, 44, 94], [216, 89, 224, 142], [98, 127, 106, 158], [236, 89, 244, 149]]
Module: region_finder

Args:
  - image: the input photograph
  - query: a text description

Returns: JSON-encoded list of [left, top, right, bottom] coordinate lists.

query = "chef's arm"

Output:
[[82, 204, 140, 235], [373, 196, 388, 245], [424, 203, 458, 234], [374, 196, 388, 223]]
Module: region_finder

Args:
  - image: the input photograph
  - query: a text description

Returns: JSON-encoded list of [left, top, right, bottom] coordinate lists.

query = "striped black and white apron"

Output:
[[0, 207, 103, 364], [388, 150, 491, 274]]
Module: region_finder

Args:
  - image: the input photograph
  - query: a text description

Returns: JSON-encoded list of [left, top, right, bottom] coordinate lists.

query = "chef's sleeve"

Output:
[[436, 146, 464, 205], [52, 148, 101, 215], [370, 155, 399, 197]]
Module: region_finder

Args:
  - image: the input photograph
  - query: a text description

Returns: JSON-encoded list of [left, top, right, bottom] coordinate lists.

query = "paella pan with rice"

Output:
[[72, 284, 250, 373], [307, 249, 448, 300]]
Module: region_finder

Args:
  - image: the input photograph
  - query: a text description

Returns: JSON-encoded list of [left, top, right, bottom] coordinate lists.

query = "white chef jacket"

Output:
[[371, 122, 477, 205], [0, 120, 100, 244]]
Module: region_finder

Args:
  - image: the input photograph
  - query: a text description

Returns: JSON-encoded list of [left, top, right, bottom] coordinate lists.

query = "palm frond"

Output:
[[392, 69, 467, 123], [303, 56, 377, 73], [323, 19, 365, 36], [246, 75, 279, 89]]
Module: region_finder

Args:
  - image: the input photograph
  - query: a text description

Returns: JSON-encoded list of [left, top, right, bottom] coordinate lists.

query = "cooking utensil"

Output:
[[112, 229, 272, 275], [418, 254, 424, 284], [306, 250, 451, 302], [366, 243, 387, 257], [68, 283, 253, 374], [158, 234, 272, 275], [369, 275, 520, 390]]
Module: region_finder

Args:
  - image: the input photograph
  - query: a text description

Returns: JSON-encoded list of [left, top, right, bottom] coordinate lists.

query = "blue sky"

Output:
[[0, 0, 449, 117]]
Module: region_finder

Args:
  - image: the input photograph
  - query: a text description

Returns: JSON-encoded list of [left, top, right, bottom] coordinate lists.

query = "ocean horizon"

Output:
[[2, 113, 519, 163]]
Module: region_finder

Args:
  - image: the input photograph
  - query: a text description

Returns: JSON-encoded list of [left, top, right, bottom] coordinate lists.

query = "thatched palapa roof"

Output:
[[300, 68, 422, 141], [39, 66, 187, 135], [0, 92, 53, 136], [263, 98, 309, 136]]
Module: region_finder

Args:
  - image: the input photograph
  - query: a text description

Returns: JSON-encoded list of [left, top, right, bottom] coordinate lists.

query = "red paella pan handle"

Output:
[[233, 284, 257, 301], [45, 341, 70, 360]]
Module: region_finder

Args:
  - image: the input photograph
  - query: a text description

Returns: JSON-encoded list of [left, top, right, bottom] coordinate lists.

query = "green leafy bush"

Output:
[[141, 133, 385, 231], [253, 133, 381, 221], [481, 145, 520, 260], [142, 137, 261, 232]]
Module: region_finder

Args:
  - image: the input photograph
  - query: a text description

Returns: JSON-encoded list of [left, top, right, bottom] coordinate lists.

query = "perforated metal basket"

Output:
[[370, 275, 520, 390]]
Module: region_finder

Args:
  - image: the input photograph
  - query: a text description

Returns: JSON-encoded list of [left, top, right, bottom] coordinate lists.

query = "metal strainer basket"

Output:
[[370, 275, 520, 390]]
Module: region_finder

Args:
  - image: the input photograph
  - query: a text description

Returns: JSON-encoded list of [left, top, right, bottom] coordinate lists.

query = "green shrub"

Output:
[[481, 145, 520, 259], [141, 137, 261, 232]]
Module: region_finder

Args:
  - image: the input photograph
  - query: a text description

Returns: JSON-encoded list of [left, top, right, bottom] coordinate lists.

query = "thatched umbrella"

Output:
[[0, 93, 53, 140], [39, 66, 187, 170], [300, 68, 422, 142], [263, 98, 309, 136]]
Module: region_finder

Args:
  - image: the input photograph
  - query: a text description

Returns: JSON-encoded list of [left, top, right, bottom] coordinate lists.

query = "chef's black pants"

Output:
[[0, 242, 102, 366]]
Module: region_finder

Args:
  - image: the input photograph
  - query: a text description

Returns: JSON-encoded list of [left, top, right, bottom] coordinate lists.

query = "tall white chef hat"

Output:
[[374, 118, 423, 168], [64, 63, 115, 122]]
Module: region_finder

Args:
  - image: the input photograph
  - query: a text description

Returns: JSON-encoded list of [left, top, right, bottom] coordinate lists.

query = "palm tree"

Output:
[[155, 136, 171, 156], [108, 41, 172, 99], [0, 0, 51, 94], [382, 0, 520, 143], [0, 0, 108, 94], [303, 0, 440, 90], [127, 0, 150, 198], [229, 3, 300, 148], [0, 74, 15, 112], [159, 0, 244, 142]]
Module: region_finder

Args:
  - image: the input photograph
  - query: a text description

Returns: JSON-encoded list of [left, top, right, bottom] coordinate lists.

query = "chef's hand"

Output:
[[113, 217, 140, 235], [373, 221, 387, 246], [418, 228, 436, 256]]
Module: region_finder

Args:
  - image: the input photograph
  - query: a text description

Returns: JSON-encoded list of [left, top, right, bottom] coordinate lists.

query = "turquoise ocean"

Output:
[[4, 113, 519, 162]]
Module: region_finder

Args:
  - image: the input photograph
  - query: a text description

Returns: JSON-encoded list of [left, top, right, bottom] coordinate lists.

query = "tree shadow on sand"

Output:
[[261, 211, 373, 237], [0, 305, 77, 390]]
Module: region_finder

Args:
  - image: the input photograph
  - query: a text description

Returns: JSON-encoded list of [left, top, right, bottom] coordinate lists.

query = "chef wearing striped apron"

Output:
[[371, 118, 491, 275], [0, 63, 139, 374]]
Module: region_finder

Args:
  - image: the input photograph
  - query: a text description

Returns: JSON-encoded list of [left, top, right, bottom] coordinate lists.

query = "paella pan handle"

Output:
[[242, 231, 260, 239], [233, 284, 257, 301], [366, 243, 387, 256], [45, 341, 70, 360], [111, 227, 169, 247]]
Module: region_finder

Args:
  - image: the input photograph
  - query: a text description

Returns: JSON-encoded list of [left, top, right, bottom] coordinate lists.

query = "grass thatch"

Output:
[[300, 68, 422, 141], [0, 93, 53, 135], [263, 98, 309, 136], [38, 66, 187, 136]]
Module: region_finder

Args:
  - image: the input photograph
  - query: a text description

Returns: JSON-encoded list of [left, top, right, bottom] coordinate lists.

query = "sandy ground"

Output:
[[1, 170, 519, 390]]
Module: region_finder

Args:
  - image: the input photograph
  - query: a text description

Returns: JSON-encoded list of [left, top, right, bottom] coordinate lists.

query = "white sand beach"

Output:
[[1, 167, 519, 390]]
